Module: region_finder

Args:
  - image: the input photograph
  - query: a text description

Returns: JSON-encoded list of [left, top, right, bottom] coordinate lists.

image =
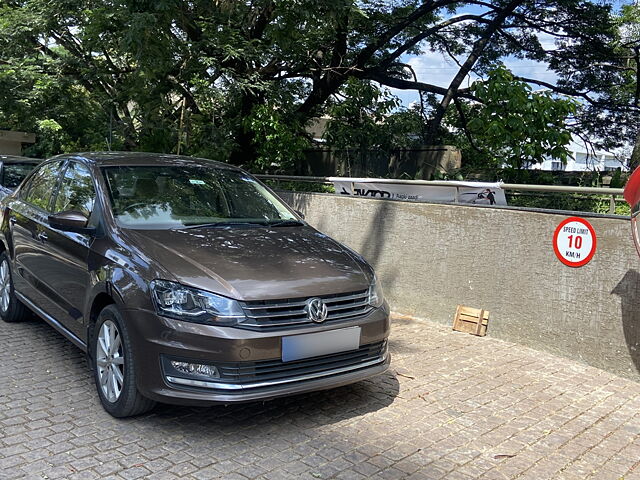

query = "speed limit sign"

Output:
[[553, 217, 597, 267]]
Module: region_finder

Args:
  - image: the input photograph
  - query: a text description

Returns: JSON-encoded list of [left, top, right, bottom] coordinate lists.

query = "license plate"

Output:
[[281, 327, 361, 362]]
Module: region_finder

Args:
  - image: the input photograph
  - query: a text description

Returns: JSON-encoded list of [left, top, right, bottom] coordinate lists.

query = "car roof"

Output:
[[50, 152, 242, 171], [0, 155, 42, 164]]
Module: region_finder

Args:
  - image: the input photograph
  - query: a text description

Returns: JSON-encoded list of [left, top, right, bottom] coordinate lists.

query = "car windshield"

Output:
[[102, 165, 297, 229], [3, 163, 39, 189]]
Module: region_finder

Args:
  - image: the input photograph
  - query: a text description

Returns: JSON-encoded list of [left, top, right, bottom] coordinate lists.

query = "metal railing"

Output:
[[255, 174, 626, 214]]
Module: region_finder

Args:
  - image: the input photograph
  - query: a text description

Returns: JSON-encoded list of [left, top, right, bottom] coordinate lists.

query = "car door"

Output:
[[30, 161, 97, 338], [8, 160, 66, 317]]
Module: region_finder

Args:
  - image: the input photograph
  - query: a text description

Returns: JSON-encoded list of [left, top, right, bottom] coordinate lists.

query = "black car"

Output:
[[0, 155, 42, 200]]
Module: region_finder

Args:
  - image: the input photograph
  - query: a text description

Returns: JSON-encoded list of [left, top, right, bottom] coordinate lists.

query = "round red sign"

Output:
[[553, 217, 597, 267]]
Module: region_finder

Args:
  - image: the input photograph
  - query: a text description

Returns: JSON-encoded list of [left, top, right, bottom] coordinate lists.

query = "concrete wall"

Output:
[[0, 131, 35, 155], [0, 139, 23, 156], [282, 192, 640, 382], [300, 145, 461, 178]]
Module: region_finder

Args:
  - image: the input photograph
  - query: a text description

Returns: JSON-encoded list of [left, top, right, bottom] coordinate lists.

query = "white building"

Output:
[[527, 138, 629, 172]]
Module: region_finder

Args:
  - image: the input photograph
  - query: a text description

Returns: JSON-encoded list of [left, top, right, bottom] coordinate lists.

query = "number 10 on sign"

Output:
[[567, 235, 582, 249], [553, 217, 597, 267]]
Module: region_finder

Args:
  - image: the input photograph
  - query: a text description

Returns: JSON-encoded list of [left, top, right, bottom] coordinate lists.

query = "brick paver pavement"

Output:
[[2, 314, 640, 479]]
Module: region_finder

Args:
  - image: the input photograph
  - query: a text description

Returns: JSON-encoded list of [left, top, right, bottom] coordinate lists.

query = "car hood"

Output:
[[124, 225, 371, 301]]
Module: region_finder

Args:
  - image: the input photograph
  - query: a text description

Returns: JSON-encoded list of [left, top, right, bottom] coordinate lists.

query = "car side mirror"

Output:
[[295, 210, 305, 220], [48, 210, 95, 235]]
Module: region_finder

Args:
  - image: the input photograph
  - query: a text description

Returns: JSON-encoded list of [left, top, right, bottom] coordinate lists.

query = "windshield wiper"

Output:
[[267, 220, 305, 227], [175, 219, 304, 230], [175, 221, 269, 230]]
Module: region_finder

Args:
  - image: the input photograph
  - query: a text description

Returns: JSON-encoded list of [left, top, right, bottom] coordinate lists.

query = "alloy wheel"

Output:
[[0, 259, 11, 314], [96, 320, 125, 403]]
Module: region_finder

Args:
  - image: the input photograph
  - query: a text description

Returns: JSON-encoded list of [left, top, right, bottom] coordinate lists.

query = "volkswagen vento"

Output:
[[0, 152, 390, 417]]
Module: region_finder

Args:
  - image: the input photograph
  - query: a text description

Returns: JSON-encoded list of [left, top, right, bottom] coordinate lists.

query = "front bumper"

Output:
[[122, 303, 391, 406]]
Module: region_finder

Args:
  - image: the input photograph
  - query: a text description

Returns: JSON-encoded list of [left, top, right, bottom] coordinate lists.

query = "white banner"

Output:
[[331, 179, 507, 206]]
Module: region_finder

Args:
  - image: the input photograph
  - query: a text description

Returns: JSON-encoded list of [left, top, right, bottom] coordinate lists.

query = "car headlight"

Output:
[[368, 276, 385, 308], [150, 280, 245, 324]]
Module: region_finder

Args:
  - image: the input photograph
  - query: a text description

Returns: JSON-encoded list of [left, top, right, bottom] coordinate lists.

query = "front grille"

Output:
[[217, 341, 387, 384], [239, 289, 372, 329]]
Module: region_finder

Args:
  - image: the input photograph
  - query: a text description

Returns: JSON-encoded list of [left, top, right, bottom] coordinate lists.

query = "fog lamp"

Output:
[[170, 360, 219, 379]]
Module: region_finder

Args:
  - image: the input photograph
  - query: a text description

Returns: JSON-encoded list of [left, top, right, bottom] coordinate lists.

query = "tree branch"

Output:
[[453, 97, 484, 154], [296, 8, 352, 116], [354, 0, 456, 69], [365, 71, 476, 99], [248, 0, 276, 40], [511, 76, 598, 103], [426, 0, 524, 141], [379, 14, 494, 69], [634, 46, 640, 107]]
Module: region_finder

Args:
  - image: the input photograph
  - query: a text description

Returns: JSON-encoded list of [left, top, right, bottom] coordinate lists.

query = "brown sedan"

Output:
[[0, 152, 390, 417]]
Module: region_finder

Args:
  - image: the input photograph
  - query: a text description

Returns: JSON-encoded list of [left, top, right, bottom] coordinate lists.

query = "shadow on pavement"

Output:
[[147, 370, 400, 431]]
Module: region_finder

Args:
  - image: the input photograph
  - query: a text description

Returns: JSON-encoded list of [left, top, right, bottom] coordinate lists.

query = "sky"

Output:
[[389, 48, 559, 106], [386, 1, 631, 107]]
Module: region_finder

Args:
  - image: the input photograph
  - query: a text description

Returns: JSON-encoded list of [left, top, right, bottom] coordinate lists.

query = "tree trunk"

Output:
[[228, 94, 260, 168], [630, 129, 640, 172], [422, 0, 523, 156], [229, 128, 258, 168]]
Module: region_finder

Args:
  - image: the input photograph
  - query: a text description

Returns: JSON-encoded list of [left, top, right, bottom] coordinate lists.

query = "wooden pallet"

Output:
[[452, 305, 489, 336]]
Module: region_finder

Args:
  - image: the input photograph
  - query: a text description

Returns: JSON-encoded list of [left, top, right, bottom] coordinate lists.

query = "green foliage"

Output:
[[554, 2, 639, 155], [506, 193, 630, 216], [459, 166, 630, 215], [263, 180, 335, 194], [323, 79, 425, 174], [244, 104, 309, 174], [462, 66, 578, 169], [0, 0, 631, 173], [30, 119, 68, 158], [324, 79, 402, 152], [616, 3, 640, 169], [0, 50, 108, 157]]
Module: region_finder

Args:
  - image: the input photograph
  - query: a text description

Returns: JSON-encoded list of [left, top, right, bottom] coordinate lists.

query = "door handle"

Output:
[[37, 232, 48, 242]]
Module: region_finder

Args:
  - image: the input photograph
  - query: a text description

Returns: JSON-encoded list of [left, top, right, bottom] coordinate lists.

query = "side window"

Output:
[[22, 162, 64, 211], [54, 162, 96, 217], [3, 163, 38, 189]]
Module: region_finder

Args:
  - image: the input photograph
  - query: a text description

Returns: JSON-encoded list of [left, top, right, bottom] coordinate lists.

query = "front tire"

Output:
[[91, 305, 155, 417], [0, 252, 29, 323]]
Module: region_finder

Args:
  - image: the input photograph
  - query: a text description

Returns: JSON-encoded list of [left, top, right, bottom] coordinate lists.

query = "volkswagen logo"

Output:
[[306, 297, 328, 323]]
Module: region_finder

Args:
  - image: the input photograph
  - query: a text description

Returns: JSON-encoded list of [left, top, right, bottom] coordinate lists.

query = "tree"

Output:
[[0, 0, 633, 171], [614, 3, 640, 169], [323, 78, 428, 176], [455, 66, 578, 170]]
